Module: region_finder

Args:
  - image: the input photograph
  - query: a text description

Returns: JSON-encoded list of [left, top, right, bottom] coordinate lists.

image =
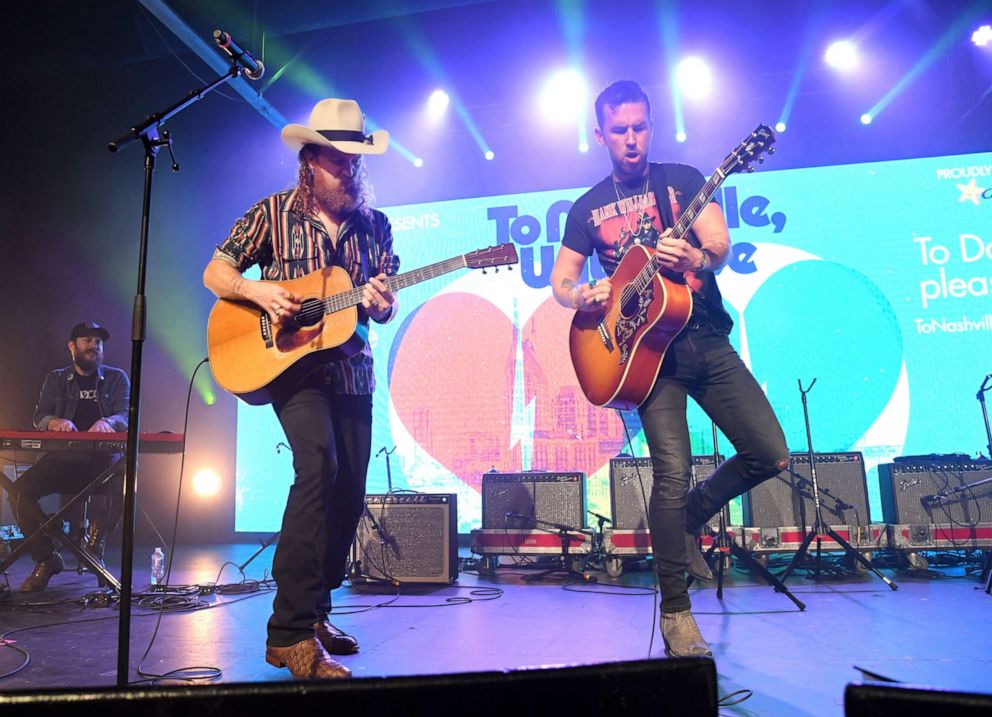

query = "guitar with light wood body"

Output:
[[207, 244, 519, 405]]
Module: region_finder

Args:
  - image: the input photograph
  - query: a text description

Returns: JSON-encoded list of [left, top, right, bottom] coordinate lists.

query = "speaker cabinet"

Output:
[[878, 460, 992, 526], [743, 452, 870, 529], [845, 682, 992, 716], [481, 472, 585, 530], [609, 455, 725, 531], [352, 494, 457, 584], [0, 658, 718, 716]]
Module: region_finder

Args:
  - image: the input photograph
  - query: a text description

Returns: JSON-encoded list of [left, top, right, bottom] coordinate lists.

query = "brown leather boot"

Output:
[[21, 553, 65, 592], [661, 609, 713, 657], [265, 637, 352, 679], [686, 533, 714, 582], [314, 618, 359, 655]]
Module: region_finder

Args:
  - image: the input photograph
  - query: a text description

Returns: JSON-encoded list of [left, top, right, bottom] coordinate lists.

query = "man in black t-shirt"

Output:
[[8, 322, 130, 592], [551, 81, 788, 657]]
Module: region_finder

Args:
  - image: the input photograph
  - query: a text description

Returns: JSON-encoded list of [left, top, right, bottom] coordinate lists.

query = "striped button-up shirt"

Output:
[[215, 187, 399, 395]]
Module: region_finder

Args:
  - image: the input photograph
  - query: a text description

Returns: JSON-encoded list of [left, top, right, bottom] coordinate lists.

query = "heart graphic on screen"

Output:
[[388, 291, 629, 493]]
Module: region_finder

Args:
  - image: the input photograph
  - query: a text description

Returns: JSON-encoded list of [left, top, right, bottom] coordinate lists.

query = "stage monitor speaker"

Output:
[[0, 658, 717, 716], [878, 460, 992, 526], [743, 452, 871, 529], [352, 494, 457, 584], [481, 472, 585, 530], [845, 682, 992, 716], [609, 455, 724, 531]]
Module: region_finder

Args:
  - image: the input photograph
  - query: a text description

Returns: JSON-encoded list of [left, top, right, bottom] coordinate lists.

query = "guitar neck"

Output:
[[646, 168, 729, 278], [324, 255, 469, 313]]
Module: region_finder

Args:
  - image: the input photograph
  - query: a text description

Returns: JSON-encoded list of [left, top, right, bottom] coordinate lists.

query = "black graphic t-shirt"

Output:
[[562, 162, 733, 334], [72, 373, 102, 431]]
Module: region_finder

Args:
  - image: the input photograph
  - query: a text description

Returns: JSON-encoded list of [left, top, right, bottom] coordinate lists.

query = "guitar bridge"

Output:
[[597, 321, 614, 352], [260, 313, 274, 349]]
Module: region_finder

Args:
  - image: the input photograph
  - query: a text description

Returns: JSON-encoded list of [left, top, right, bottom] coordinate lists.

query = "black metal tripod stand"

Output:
[[507, 513, 597, 583], [698, 423, 806, 610], [779, 379, 898, 591]]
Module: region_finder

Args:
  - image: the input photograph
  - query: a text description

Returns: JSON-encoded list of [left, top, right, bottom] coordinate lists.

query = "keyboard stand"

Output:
[[0, 460, 123, 592]]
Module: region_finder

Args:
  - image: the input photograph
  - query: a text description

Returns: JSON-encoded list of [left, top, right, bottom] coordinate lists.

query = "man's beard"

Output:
[[73, 348, 102, 374], [314, 175, 362, 214]]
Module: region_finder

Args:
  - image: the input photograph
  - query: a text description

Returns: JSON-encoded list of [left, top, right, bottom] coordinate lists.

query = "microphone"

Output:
[[588, 510, 612, 525], [213, 30, 265, 80], [920, 493, 946, 508], [376, 447, 386, 457]]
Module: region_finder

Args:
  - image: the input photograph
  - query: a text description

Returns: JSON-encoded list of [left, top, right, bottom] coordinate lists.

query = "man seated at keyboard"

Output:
[[7, 322, 130, 591]]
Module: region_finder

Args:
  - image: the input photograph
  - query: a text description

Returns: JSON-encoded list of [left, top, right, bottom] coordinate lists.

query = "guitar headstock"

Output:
[[466, 243, 520, 270], [719, 124, 776, 177]]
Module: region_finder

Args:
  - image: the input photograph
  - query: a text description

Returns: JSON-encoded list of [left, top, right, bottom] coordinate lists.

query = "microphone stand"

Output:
[[508, 514, 596, 583], [696, 423, 805, 610], [378, 446, 397, 493], [108, 61, 243, 688], [586, 509, 611, 570], [977, 374, 992, 460], [779, 379, 898, 591], [349, 504, 400, 587]]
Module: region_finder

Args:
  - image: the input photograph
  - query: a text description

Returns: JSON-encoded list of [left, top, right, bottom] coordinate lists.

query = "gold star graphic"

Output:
[[957, 178, 986, 206]]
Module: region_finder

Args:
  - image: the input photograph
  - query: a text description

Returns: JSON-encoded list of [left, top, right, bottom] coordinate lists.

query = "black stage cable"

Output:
[[615, 409, 660, 658], [134, 357, 222, 684]]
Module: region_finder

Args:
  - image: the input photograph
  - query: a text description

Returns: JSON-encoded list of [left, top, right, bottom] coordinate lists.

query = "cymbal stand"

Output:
[[779, 379, 898, 591]]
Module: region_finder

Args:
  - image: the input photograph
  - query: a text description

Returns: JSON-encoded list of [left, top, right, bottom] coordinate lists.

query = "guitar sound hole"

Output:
[[295, 298, 324, 327], [620, 289, 642, 318]]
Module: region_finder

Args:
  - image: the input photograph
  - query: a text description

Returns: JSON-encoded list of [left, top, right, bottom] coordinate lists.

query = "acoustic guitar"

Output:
[[569, 125, 777, 409], [207, 243, 519, 405]]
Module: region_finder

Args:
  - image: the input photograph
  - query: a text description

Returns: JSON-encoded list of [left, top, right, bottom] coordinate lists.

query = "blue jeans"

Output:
[[267, 380, 372, 647], [639, 325, 788, 613]]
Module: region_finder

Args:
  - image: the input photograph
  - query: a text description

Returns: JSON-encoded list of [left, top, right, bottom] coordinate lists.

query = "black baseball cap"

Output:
[[70, 322, 110, 342]]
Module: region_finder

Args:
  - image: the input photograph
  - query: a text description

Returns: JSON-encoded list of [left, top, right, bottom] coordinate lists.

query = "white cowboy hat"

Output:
[[281, 98, 389, 155]]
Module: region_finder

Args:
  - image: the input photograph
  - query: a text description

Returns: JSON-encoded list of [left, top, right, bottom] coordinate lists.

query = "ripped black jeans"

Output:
[[639, 325, 788, 613]]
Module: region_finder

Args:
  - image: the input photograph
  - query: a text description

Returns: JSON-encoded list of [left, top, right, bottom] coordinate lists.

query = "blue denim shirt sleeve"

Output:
[[100, 366, 131, 432], [32, 369, 63, 430]]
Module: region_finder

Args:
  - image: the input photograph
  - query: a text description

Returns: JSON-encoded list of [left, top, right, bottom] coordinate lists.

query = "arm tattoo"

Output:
[[232, 275, 246, 297]]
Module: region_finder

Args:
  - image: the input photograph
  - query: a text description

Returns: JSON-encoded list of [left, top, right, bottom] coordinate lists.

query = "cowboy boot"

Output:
[[686, 533, 714, 582], [20, 552, 65, 592], [265, 636, 352, 679], [661, 609, 713, 657], [314, 618, 359, 655]]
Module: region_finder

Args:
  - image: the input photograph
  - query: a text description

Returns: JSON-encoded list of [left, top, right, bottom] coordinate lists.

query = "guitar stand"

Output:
[[778, 379, 898, 592], [0, 462, 123, 592], [692, 424, 806, 610]]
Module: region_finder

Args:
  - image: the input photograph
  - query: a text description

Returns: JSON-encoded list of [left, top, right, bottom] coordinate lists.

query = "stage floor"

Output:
[[1, 543, 989, 715]]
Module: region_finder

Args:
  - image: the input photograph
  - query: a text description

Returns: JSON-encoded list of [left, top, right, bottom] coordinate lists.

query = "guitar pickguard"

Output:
[[614, 284, 654, 365]]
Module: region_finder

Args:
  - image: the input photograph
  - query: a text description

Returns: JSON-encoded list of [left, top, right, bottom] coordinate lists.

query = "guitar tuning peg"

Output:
[[747, 166, 755, 173], [768, 147, 776, 155], [494, 267, 499, 273], [507, 265, 513, 271], [758, 157, 764, 164], [481, 268, 487, 274]]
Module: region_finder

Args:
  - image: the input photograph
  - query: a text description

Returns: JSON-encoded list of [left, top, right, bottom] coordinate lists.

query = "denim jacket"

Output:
[[33, 364, 130, 432]]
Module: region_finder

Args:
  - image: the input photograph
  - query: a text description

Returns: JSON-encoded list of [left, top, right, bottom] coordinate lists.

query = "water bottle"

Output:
[[150, 547, 166, 586]]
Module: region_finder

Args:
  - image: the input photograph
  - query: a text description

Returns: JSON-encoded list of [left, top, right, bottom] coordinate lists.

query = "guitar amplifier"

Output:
[[743, 452, 871, 529], [481, 472, 585, 530], [609, 455, 725, 531], [352, 494, 458, 584], [878, 460, 992, 527]]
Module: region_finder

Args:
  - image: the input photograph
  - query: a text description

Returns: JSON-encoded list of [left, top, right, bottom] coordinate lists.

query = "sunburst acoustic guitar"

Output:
[[569, 125, 777, 410]]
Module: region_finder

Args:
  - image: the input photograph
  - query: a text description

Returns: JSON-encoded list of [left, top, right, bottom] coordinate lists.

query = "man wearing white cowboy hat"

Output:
[[204, 98, 398, 679]]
